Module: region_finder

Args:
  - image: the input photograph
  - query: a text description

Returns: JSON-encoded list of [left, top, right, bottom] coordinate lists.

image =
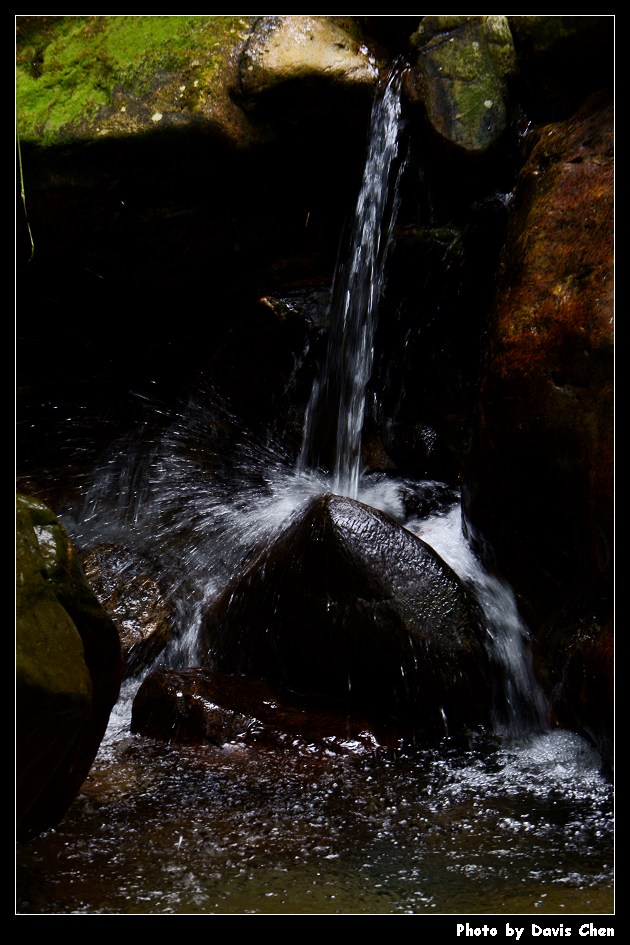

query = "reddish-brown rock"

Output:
[[461, 92, 613, 768], [463, 91, 613, 603]]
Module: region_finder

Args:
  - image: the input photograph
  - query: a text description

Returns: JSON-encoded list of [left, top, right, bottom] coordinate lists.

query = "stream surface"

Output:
[[15, 711, 613, 915]]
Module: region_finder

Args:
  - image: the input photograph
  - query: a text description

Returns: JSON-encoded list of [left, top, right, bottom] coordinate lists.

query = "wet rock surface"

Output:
[[201, 493, 497, 738], [80, 544, 174, 678], [131, 667, 404, 754], [461, 91, 614, 769]]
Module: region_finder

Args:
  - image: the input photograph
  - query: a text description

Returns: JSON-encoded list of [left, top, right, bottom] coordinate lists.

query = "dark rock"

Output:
[[461, 92, 614, 762], [131, 667, 403, 754], [200, 492, 496, 739], [399, 479, 460, 521], [16, 493, 123, 839], [462, 91, 614, 609], [80, 544, 173, 677], [201, 290, 328, 448], [508, 16, 614, 124], [534, 608, 614, 777], [509, 15, 611, 55]]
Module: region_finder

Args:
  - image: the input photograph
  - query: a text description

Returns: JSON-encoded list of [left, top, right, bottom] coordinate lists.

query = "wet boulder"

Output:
[[80, 543, 173, 678], [200, 493, 496, 739], [131, 667, 402, 755], [16, 494, 123, 839]]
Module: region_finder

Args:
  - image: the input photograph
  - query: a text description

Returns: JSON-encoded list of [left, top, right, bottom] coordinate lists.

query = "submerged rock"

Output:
[[200, 493, 496, 739], [15, 493, 123, 839]]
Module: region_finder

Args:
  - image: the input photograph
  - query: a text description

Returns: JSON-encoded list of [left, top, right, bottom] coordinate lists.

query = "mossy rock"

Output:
[[408, 15, 517, 154], [16, 15, 257, 147], [16, 493, 123, 839]]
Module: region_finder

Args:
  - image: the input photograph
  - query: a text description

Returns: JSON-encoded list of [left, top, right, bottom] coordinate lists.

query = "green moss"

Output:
[[16, 591, 92, 700], [16, 15, 254, 144], [16, 492, 60, 526], [17, 493, 70, 583], [16, 495, 91, 698]]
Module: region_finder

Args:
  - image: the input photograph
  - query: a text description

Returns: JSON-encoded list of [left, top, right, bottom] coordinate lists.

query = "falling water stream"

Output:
[[298, 66, 406, 499], [15, 67, 613, 916]]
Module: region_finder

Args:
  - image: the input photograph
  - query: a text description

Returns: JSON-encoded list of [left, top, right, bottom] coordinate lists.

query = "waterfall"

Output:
[[297, 65, 407, 499], [66, 61, 549, 747], [294, 65, 548, 739]]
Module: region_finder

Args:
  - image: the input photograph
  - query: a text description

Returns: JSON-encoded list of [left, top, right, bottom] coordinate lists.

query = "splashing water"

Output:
[[68, 384, 549, 748], [408, 504, 550, 740], [297, 65, 407, 499], [66, 397, 325, 670], [31, 443, 615, 916]]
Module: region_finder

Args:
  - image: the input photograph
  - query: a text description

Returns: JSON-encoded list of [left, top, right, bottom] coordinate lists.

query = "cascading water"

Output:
[[297, 65, 407, 500], [408, 504, 549, 740], [67, 62, 548, 743], [294, 62, 547, 740]]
